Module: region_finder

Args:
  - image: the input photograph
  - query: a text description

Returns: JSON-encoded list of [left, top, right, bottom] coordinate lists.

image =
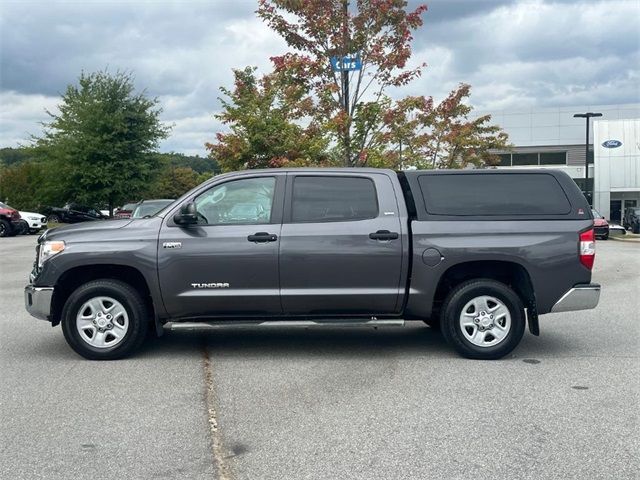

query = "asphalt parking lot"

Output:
[[1, 234, 638, 480]]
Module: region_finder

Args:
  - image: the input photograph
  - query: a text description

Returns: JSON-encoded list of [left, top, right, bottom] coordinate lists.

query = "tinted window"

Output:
[[512, 153, 538, 166], [194, 177, 275, 225], [540, 152, 566, 165], [418, 174, 571, 216], [498, 154, 511, 166], [291, 176, 378, 223]]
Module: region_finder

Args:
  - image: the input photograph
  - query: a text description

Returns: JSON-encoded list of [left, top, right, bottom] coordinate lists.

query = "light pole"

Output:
[[573, 112, 602, 205]]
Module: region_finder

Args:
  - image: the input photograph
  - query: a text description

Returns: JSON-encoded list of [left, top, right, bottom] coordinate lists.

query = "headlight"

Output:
[[28, 216, 39, 220], [38, 241, 65, 267]]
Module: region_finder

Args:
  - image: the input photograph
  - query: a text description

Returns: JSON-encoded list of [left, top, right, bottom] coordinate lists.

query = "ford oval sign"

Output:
[[602, 139, 622, 148]]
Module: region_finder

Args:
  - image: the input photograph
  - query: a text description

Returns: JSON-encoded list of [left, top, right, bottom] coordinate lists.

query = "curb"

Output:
[[609, 235, 640, 243]]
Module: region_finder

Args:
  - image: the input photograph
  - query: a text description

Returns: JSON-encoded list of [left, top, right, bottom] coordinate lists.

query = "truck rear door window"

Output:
[[418, 173, 571, 216], [291, 176, 378, 222]]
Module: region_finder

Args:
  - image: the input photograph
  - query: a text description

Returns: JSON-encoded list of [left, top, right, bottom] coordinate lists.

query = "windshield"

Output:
[[591, 209, 602, 218], [132, 200, 174, 218], [121, 203, 137, 211], [0, 202, 9, 209]]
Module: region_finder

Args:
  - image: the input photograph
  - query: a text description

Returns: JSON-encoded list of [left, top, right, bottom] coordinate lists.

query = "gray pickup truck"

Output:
[[25, 168, 600, 360]]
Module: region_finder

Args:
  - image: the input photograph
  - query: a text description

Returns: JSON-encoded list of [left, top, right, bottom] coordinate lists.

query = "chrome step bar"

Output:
[[164, 318, 405, 331]]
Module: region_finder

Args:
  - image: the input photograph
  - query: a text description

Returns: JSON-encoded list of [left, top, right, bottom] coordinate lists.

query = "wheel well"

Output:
[[50, 264, 154, 326], [433, 261, 537, 332]]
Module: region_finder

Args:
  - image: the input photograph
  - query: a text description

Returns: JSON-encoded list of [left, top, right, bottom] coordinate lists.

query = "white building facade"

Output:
[[476, 104, 640, 223], [593, 119, 640, 223]]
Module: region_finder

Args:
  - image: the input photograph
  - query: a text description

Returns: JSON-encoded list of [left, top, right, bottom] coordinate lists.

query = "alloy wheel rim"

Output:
[[459, 295, 511, 347], [76, 296, 129, 349]]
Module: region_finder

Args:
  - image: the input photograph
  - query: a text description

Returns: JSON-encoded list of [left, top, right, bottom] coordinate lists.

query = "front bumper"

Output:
[[24, 285, 54, 321], [550, 283, 600, 313]]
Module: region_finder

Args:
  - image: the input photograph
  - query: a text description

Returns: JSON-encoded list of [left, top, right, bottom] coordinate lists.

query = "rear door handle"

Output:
[[369, 230, 399, 241], [248, 232, 278, 243]]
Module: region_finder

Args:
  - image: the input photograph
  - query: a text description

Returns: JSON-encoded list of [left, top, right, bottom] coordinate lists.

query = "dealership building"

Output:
[[477, 103, 640, 223]]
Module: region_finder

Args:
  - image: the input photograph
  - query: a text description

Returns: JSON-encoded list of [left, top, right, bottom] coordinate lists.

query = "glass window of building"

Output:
[[498, 154, 511, 166], [512, 153, 539, 166], [539, 152, 567, 165]]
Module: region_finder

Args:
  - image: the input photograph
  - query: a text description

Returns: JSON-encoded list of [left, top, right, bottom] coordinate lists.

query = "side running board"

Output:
[[164, 318, 405, 331]]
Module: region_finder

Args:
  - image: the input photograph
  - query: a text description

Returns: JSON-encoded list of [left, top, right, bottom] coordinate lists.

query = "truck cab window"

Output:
[[194, 177, 275, 225], [291, 176, 378, 223]]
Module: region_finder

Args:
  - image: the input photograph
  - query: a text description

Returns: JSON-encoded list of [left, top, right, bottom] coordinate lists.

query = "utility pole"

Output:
[[342, 0, 350, 167], [573, 112, 602, 206]]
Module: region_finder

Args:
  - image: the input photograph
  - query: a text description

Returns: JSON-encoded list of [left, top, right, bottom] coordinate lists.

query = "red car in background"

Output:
[[592, 209, 609, 240], [0, 201, 23, 237], [114, 202, 138, 219]]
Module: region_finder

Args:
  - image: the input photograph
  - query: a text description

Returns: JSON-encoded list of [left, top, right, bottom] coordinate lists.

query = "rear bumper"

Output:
[[550, 283, 600, 313], [24, 285, 54, 321]]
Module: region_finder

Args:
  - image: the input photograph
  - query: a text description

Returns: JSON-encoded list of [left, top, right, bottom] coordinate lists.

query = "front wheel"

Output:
[[0, 219, 11, 237], [440, 279, 525, 360], [61, 279, 148, 360], [47, 214, 60, 223]]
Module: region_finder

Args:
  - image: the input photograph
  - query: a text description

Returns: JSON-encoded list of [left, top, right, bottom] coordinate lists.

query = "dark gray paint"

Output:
[[31, 167, 595, 328]]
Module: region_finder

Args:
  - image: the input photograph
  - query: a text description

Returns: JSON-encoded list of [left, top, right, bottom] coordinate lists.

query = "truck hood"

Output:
[[43, 219, 134, 240]]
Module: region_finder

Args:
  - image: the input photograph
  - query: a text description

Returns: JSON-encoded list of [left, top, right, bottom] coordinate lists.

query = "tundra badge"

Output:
[[191, 283, 230, 289]]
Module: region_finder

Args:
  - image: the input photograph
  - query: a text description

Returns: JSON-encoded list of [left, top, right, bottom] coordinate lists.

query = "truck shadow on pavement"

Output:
[[24, 323, 579, 361], [140, 323, 456, 360]]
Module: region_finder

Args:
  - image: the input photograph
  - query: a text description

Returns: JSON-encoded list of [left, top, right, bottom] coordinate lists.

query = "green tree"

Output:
[[146, 166, 212, 199], [35, 70, 170, 214], [206, 67, 330, 172]]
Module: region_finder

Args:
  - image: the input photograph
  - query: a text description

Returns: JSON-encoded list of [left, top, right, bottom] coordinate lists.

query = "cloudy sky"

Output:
[[1, 0, 639, 155]]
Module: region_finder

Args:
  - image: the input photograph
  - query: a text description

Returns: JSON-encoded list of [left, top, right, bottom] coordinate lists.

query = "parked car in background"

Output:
[[114, 202, 138, 219], [623, 207, 640, 234], [608, 223, 626, 235], [43, 203, 107, 223], [131, 199, 174, 218], [592, 209, 609, 240], [0, 201, 23, 237], [19, 211, 48, 234]]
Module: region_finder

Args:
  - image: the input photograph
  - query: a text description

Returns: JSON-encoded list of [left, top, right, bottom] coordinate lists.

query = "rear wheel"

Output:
[[441, 279, 525, 360], [61, 279, 148, 360], [47, 214, 60, 223], [633, 223, 640, 234]]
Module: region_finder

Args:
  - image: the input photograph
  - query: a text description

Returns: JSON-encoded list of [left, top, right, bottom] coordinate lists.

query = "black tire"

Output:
[[61, 279, 148, 360], [440, 279, 525, 360], [601, 233, 609, 240], [633, 223, 640, 234], [47, 214, 60, 223], [0, 219, 11, 237]]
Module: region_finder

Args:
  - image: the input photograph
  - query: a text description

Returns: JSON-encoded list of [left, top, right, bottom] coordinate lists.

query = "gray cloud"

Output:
[[1, 0, 639, 155]]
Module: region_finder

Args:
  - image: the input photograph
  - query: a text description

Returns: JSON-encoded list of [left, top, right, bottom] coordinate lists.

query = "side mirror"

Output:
[[173, 202, 198, 226]]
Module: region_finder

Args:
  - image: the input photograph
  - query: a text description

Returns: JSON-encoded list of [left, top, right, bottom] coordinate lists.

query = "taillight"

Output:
[[579, 228, 595, 270]]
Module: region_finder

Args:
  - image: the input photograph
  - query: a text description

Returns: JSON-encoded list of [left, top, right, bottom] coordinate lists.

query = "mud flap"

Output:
[[525, 307, 540, 336]]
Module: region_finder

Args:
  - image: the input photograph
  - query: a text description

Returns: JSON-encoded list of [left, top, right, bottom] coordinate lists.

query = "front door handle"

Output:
[[369, 230, 399, 241], [248, 232, 278, 243]]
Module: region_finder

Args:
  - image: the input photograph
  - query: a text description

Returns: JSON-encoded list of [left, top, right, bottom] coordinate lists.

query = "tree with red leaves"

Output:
[[207, 1, 509, 171], [258, 0, 427, 167]]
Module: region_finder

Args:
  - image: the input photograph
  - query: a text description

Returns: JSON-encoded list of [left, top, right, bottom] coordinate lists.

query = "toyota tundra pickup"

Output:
[[24, 168, 600, 360]]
